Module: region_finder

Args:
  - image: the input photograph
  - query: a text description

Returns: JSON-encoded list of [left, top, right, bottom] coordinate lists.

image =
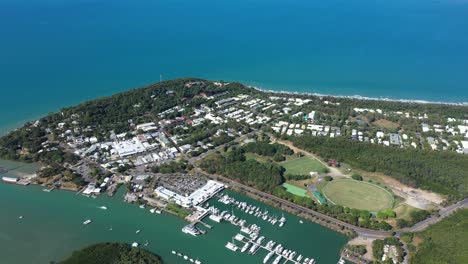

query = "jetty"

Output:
[[43, 186, 55, 192], [229, 233, 316, 264]]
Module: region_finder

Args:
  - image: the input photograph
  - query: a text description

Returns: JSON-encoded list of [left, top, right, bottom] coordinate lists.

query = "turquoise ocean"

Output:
[[1, 0, 468, 135]]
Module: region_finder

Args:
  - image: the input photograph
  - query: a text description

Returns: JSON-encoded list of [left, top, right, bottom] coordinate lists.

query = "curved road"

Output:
[[396, 198, 468, 235]]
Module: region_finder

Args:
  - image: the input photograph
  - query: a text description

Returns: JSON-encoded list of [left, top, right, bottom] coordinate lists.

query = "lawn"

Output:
[[411, 209, 468, 264], [394, 204, 417, 220], [372, 119, 400, 130], [245, 153, 271, 163], [282, 183, 309, 197], [322, 179, 394, 212], [166, 203, 191, 218], [280, 156, 326, 176]]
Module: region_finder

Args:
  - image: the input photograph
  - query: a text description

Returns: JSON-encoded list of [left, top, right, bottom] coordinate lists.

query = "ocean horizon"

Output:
[[1, 0, 468, 134]]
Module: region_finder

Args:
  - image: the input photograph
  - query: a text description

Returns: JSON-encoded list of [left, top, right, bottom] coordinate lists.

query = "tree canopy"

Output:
[[58, 242, 163, 264], [291, 136, 468, 199]]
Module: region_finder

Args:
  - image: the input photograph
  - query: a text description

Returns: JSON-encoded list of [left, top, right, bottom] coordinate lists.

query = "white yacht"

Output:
[[273, 255, 282, 264], [225, 242, 238, 251], [182, 225, 200, 236], [241, 242, 250, 253], [263, 251, 274, 263]]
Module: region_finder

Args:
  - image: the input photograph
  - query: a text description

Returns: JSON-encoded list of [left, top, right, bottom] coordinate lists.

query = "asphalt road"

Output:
[[175, 128, 468, 239], [396, 198, 468, 235]]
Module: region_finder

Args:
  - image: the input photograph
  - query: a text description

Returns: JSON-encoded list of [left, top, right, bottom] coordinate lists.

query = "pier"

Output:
[[187, 205, 212, 229], [207, 193, 317, 264], [16, 178, 31, 185], [232, 234, 315, 264], [43, 186, 55, 192], [198, 221, 212, 229]]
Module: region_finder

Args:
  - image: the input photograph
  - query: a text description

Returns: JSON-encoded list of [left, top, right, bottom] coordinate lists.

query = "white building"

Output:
[[155, 180, 224, 208], [113, 138, 146, 157]]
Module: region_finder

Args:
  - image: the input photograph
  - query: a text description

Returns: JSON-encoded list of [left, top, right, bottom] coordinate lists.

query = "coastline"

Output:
[[249, 85, 468, 106], [2, 79, 468, 138]]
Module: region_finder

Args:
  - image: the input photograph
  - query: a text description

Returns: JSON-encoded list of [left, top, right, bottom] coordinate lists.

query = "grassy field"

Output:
[[282, 183, 309, 197], [411, 209, 468, 264], [280, 156, 326, 176], [245, 153, 271, 163], [166, 203, 191, 218], [372, 119, 400, 130], [322, 179, 394, 211], [394, 204, 418, 220]]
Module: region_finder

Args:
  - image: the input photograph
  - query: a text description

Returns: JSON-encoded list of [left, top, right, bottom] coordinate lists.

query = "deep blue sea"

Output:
[[1, 0, 468, 134]]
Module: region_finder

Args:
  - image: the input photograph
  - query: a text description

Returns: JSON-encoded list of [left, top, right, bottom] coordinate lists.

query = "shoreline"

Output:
[[249, 85, 468, 106], [2, 79, 468, 137]]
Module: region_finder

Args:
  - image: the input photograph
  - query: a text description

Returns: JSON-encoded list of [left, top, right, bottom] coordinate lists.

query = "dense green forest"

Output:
[[242, 141, 294, 157], [410, 209, 468, 264], [57, 242, 163, 264], [200, 148, 285, 191], [199, 141, 292, 191], [290, 136, 468, 199]]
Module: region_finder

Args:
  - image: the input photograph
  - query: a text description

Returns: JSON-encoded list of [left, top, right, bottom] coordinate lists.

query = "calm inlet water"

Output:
[[1, 0, 468, 134], [0, 161, 348, 264]]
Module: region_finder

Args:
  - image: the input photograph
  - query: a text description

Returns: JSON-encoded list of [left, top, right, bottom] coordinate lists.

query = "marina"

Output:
[[217, 194, 288, 227], [256, 237, 312, 264], [193, 192, 323, 264], [222, 229, 317, 264], [0, 169, 348, 264]]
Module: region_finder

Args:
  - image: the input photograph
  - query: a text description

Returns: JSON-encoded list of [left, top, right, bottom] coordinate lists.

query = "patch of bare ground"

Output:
[[372, 119, 400, 130], [412, 236, 423, 246], [287, 179, 314, 188], [348, 236, 376, 261], [347, 169, 444, 210], [35, 174, 60, 185], [60, 181, 80, 191]]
